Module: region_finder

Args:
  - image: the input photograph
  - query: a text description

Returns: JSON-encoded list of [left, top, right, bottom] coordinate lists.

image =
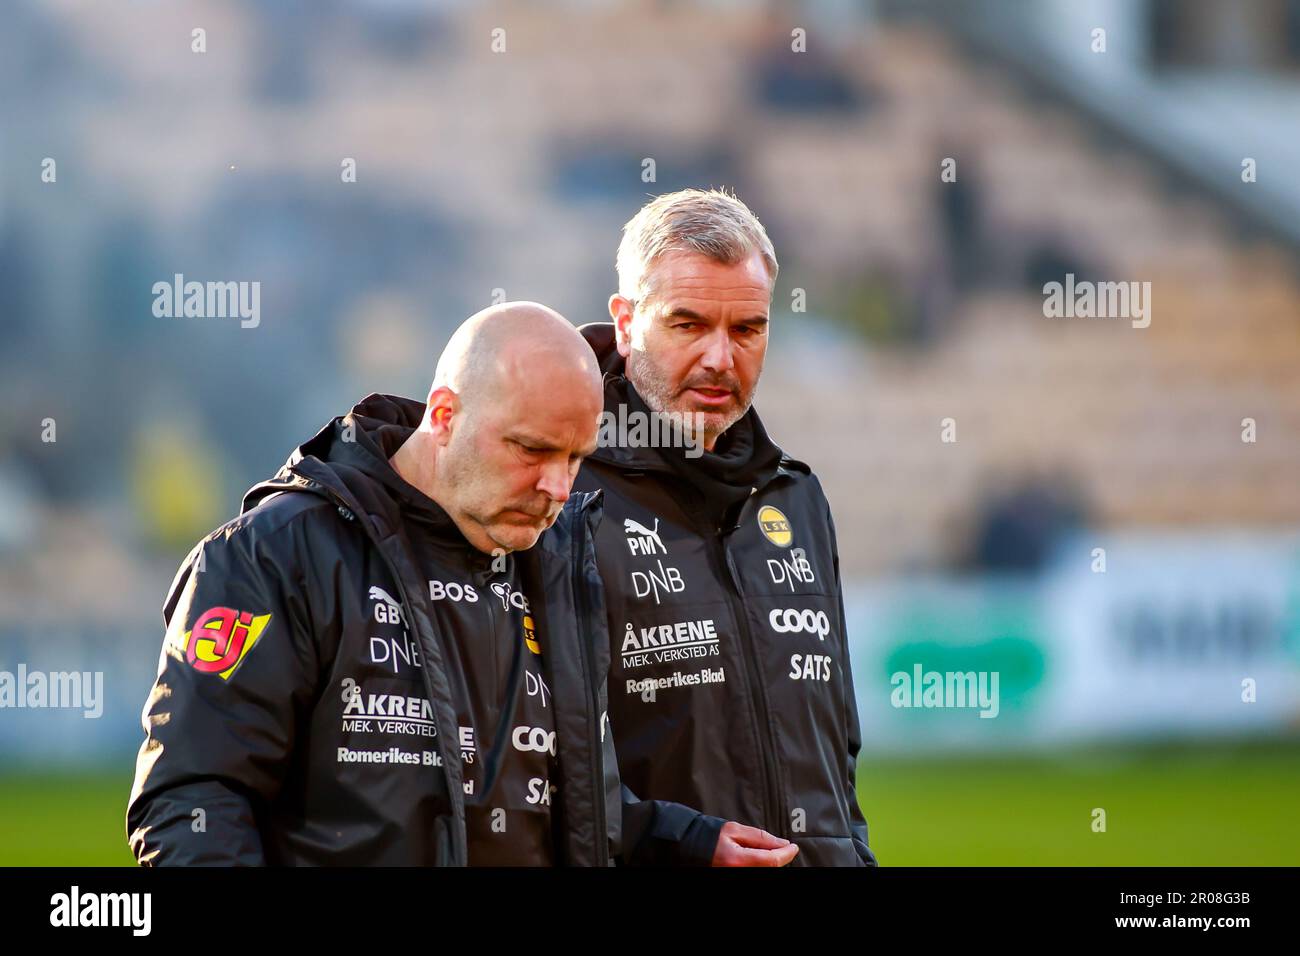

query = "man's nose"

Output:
[[535, 459, 572, 505], [699, 326, 735, 373]]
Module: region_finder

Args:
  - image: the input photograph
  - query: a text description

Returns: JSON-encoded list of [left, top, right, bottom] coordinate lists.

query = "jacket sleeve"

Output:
[[126, 507, 321, 866], [617, 787, 727, 866], [825, 491, 880, 866]]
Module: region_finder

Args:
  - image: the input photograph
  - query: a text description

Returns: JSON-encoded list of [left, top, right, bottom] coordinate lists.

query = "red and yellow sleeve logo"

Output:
[[178, 607, 272, 680]]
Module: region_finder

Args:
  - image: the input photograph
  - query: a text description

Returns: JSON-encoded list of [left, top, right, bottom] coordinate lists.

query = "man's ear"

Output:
[[425, 385, 459, 443], [609, 294, 635, 359]]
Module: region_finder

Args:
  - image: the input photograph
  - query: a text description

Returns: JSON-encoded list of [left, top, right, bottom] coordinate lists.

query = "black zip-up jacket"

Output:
[[574, 324, 879, 867], [127, 394, 713, 865]]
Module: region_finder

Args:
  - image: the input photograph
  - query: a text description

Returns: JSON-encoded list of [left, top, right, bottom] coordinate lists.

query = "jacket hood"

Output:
[[243, 392, 459, 534], [581, 321, 625, 378], [577, 321, 808, 490], [243, 392, 601, 563]]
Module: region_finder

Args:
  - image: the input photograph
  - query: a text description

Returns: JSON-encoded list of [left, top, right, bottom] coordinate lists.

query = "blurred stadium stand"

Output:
[[0, 0, 1297, 768]]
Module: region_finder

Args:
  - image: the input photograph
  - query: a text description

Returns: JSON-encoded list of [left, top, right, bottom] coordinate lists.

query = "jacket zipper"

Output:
[[571, 501, 609, 866], [714, 524, 788, 837]]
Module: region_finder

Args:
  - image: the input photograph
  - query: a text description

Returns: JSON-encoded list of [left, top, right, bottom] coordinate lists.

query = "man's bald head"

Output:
[[433, 301, 601, 411], [391, 301, 605, 555]]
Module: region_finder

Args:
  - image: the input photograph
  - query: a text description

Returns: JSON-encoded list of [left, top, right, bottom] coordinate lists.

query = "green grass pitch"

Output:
[[2, 738, 1296, 866]]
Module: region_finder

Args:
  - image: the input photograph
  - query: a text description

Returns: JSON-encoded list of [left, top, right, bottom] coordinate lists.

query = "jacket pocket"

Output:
[[788, 834, 874, 867]]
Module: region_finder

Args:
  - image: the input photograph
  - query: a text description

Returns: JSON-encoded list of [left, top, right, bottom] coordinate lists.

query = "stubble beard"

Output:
[[626, 346, 755, 450]]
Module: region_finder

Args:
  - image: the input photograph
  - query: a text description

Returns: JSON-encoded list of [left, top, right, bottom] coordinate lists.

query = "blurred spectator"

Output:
[[962, 472, 1091, 573]]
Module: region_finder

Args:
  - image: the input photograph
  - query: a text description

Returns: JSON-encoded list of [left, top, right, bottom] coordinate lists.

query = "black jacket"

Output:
[[128, 393, 706, 865], [573, 324, 878, 866]]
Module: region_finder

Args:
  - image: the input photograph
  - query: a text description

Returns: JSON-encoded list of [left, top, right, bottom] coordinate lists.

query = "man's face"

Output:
[[614, 250, 771, 450], [437, 368, 601, 554]]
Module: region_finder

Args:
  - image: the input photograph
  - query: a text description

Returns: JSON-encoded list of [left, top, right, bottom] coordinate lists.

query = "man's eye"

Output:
[[673, 322, 697, 331]]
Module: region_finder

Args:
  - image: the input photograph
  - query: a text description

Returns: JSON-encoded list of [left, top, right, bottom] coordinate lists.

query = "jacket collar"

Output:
[[244, 392, 479, 550]]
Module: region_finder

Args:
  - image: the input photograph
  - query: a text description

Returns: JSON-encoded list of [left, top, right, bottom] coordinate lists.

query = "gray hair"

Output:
[[615, 187, 779, 304]]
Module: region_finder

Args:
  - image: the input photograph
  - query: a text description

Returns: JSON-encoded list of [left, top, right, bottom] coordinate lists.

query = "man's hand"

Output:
[[711, 821, 800, 867]]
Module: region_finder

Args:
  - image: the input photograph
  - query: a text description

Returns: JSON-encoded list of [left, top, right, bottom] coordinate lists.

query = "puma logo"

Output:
[[368, 586, 400, 608], [624, 517, 666, 556]]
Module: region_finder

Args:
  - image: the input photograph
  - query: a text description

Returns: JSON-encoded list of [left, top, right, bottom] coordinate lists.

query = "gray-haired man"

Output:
[[575, 188, 878, 866]]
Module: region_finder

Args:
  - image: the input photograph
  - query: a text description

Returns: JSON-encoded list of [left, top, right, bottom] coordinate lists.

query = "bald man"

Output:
[[127, 302, 687, 865]]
